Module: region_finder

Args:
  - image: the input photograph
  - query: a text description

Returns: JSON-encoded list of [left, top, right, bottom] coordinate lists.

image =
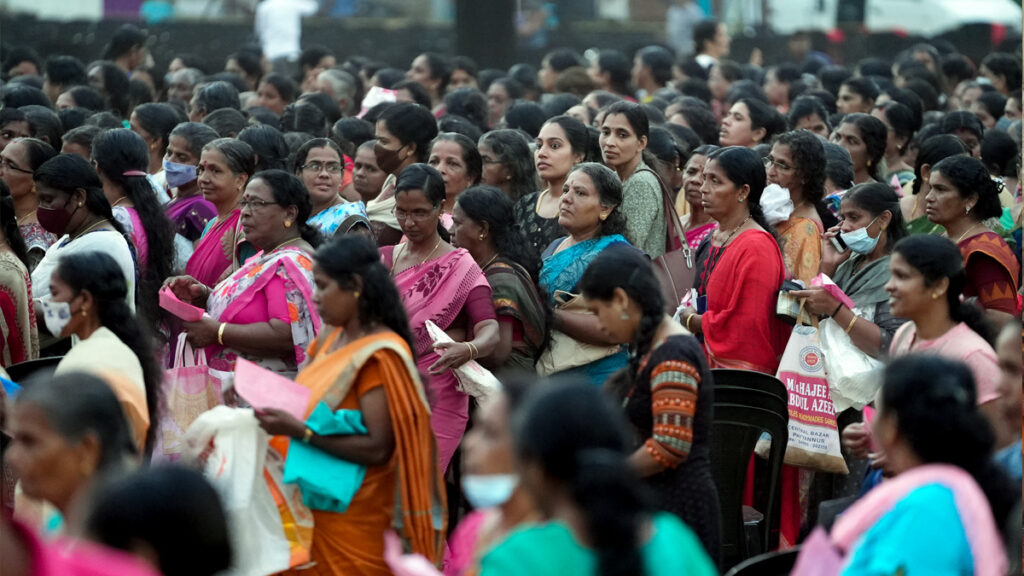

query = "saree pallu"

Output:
[[113, 206, 150, 270], [702, 230, 790, 374], [959, 231, 1020, 315], [384, 247, 490, 472], [0, 250, 37, 367], [777, 216, 823, 287], [485, 259, 546, 372], [308, 201, 370, 239], [166, 194, 217, 243], [905, 214, 943, 236], [277, 329, 446, 575], [18, 221, 56, 272], [186, 209, 244, 287], [539, 235, 629, 384], [684, 220, 718, 252], [205, 247, 320, 376]]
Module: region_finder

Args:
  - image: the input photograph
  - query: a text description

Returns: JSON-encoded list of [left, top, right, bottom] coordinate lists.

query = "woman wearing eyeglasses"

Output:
[[165, 170, 322, 378], [380, 163, 498, 473], [295, 138, 371, 239], [766, 130, 838, 285], [0, 137, 58, 271]]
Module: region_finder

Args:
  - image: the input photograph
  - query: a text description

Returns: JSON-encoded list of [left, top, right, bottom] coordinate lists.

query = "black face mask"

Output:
[[374, 142, 407, 175], [37, 196, 79, 236]]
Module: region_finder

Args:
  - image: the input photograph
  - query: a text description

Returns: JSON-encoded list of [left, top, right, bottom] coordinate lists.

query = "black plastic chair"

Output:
[[723, 547, 800, 576], [4, 356, 63, 390], [710, 369, 789, 571]]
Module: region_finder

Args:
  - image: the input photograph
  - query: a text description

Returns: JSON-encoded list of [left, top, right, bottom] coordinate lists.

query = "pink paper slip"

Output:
[[234, 358, 311, 421], [159, 287, 205, 322], [811, 273, 856, 310]]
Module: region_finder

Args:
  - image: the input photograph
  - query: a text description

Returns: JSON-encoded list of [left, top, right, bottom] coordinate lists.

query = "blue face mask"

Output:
[[840, 216, 881, 254], [461, 474, 518, 509], [163, 158, 197, 189]]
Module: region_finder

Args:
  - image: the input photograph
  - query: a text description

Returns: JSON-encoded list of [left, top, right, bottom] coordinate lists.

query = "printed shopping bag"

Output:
[[153, 333, 222, 462]]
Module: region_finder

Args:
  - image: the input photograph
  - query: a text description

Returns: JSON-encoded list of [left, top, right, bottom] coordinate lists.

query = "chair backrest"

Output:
[[710, 369, 789, 570], [724, 547, 801, 576], [4, 357, 63, 391]]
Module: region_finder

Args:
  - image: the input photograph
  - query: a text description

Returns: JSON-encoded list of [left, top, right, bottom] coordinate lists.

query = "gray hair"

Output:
[[317, 69, 359, 116]]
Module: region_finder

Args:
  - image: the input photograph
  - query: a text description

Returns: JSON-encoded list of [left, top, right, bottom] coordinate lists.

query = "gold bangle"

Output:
[[217, 322, 227, 346], [302, 427, 314, 444], [466, 342, 478, 360], [845, 315, 858, 334], [685, 313, 696, 333]]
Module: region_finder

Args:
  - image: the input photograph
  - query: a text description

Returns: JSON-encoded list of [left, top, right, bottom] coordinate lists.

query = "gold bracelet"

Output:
[[302, 427, 314, 444], [685, 314, 696, 333], [845, 315, 858, 334], [217, 322, 227, 346], [466, 342, 478, 360]]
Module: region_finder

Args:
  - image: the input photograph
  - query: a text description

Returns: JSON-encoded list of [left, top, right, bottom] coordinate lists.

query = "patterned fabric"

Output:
[[165, 194, 216, 242], [777, 216, 823, 286], [484, 258, 546, 371], [628, 335, 720, 563], [538, 234, 628, 302], [0, 249, 37, 367], [307, 201, 370, 238], [905, 214, 944, 236], [18, 221, 56, 272], [885, 169, 914, 187], [205, 247, 320, 376], [513, 191, 566, 261], [113, 206, 149, 270], [622, 164, 667, 257], [186, 209, 245, 287], [831, 254, 906, 355], [684, 220, 718, 252], [959, 231, 1020, 315]]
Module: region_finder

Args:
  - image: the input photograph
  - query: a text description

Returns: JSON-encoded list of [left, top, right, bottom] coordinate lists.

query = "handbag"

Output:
[[638, 167, 696, 314], [153, 333, 223, 462], [537, 290, 622, 376]]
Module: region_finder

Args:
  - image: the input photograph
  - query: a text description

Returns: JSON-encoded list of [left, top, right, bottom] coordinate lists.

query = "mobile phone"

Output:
[[830, 234, 848, 253]]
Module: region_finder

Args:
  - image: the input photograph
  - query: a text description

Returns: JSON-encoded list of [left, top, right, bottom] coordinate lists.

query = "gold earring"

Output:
[[479, 233, 486, 240], [599, 214, 607, 221], [353, 291, 360, 299], [81, 308, 88, 317], [932, 293, 940, 299], [284, 220, 292, 228], [866, 159, 872, 167], [78, 202, 84, 207]]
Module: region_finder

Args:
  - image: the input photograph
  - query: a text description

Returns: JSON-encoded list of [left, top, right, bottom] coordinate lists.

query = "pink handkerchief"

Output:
[[159, 287, 205, 322], [811, 273, 856, 310], [234, 358, 311, 420]]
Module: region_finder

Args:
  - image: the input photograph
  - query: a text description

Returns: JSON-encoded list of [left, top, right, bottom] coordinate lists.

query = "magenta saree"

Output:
[[381, 246, 491, 472], [186, 209, 244, 287]]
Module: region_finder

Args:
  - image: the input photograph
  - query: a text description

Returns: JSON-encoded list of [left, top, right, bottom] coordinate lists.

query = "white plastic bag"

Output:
[[760, 183, 795, 225], [819, 317, 884, 413], [424, 320, 501, 400], [182, 406, 292, 576]]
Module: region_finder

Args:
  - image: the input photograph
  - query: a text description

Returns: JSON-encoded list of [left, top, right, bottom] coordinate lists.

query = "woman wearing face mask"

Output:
[[129, 103, 182, 202], [580, 246, 721, 564], [380, 164, 499, 473], [5, 373, 138, 536], [599, 102, 667, 258], [676, 145, 720, 251], [163, 123, 219, 246], [445, 378, 537, 576], [513, 116, 587, 260], [766, 130, 839, 286], [30, 155, 137, 321], [367, 103, 439, 247], [0, 137, 58, 271], [789, 183, 909, 358], [48, 252, 161, 454], [183, 139, 257, 287], [255, 235, 445, 574], [477, 380, 717, 576], [294, 138, 370, 239], [428, 133, 482, 226]]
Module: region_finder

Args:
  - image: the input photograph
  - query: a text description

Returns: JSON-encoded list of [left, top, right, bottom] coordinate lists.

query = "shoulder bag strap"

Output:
[[636, 165, 692, 268]]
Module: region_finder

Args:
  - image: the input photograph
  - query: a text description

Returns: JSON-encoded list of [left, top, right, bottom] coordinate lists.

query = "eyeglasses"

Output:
[[0, 157, 31, 174], [392, 207, 437, 222], [762, 157, 795, 172], [481, 157, 502, 165], [301, 162, 343, 174], [239, 198, 278, 210]]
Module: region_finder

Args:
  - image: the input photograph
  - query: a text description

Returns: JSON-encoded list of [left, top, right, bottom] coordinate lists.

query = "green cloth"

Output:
[[283, 403, 367, 512], [832, 254, 892, 308], [905, 214, 943, 236], [479, 512, 717, 576]]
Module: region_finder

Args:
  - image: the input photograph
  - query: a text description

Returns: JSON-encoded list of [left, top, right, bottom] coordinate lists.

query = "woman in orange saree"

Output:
[[257, 235, 446, 575]]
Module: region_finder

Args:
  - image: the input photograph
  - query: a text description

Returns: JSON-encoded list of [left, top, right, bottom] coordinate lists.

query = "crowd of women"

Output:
[[0, 20, 1021, 576]]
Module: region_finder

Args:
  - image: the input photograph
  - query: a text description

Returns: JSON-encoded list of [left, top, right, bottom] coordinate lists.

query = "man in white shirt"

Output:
[[256, 0, 319, 76]]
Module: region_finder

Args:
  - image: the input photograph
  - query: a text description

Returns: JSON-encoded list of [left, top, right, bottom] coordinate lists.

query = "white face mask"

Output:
[[40, 297, 72, 338], [461, 474, 519, 509]]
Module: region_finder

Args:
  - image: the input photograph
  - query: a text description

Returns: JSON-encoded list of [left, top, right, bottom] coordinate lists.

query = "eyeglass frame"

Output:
[[0, 156, 32, 174], [238, 198, 279, 211], [301, 161, 344, 174], [762, 156, 796, 172], [391, 205, 440, 222]]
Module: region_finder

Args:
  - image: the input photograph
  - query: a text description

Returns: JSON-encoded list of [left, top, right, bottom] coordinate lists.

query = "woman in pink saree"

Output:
[[167, 170, 322, 377], [380, 164, 499, 472], [184, 139, 257, 288]]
